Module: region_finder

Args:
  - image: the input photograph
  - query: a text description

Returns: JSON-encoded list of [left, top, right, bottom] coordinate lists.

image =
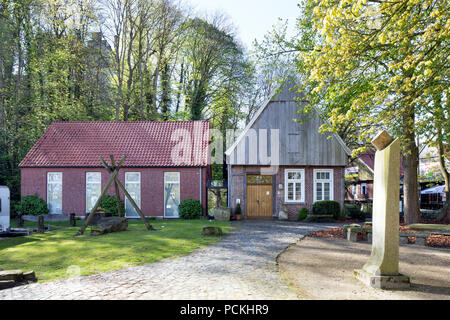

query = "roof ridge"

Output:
[[50, 120, 209, 124]]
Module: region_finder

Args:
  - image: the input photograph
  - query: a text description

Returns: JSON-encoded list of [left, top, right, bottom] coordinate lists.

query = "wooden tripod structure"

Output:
[[75, 155, 155, 236]]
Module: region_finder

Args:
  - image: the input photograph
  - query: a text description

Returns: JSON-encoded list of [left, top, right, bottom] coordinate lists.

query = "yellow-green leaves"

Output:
[[298, 0, 449, 148]]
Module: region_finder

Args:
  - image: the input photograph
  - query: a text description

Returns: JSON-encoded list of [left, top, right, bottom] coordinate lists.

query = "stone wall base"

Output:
[[354, 269, 411, 290]]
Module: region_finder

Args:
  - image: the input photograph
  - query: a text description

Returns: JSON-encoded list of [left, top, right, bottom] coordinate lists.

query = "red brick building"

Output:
[[225, 84, 351, 219], [19, 121, 210, 218]]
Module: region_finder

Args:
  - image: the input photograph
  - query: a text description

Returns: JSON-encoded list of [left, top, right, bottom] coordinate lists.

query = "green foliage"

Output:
[[297, 0, 450, 223], [312, 200, 340, 219], [99, 195, 124, 216], [179, 199, 203, 220], [234, 203, 242, 215], [297, 207, 309, 221], [15, 195, 49, 216], [345, 204, 366, 221], [361, 205, 372, 217], [0, 1, 257, 210]]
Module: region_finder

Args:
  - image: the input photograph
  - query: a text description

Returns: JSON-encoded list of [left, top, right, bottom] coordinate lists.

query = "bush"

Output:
[[179, 199, 203, 219], [361, 204, 373, 217], [312, 200, 341, 219], [235, 203, 242, 215], [99, 195, 124, 216], [15, 194, 48, 216], [297, 208, 309, 221], [345, 204, 366, 221]]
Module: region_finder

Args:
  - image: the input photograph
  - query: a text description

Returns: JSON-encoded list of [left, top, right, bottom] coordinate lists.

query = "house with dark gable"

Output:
[[225, 84, 351, 219], [19, 121, 210, 218], [345, 151, 405, 206], [345, 152, 376, 203]]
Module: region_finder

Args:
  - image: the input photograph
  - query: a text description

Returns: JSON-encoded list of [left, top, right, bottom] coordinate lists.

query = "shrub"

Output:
[[297, 208, 309, 221], [234, 203, 242, 215], [345, 204, 366, 221], [361, 204, 373, 217], [15, 194, 48, 216], [99, 195, 124, 216], [312, 200, 340, 219], [179, 199, 203, 219]]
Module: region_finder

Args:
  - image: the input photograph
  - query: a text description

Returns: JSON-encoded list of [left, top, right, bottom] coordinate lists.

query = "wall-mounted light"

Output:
[[278, 184, 283, 190]]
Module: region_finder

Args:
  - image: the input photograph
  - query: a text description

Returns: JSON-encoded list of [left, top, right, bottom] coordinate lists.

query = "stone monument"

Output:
[[354, 131, 410, 289]]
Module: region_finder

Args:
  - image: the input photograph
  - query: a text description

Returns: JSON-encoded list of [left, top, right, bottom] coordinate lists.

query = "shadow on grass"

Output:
[[0, 219, 232, 282]]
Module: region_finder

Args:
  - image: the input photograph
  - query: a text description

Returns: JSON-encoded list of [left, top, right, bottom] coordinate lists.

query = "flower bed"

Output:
[[308, 225, 450, 247]]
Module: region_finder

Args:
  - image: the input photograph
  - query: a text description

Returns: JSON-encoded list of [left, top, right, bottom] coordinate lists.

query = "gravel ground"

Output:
[[278, 236, 450, 300], [0, 220, 340, 300]]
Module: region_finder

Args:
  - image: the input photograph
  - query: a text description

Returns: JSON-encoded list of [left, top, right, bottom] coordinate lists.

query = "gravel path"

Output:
[[0, 221, 339, 300]]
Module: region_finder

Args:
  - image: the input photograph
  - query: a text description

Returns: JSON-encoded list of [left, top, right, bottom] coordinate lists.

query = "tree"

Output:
[[0, 0, 259, 212], [182, 15, 243, 120], [428, 91, 450, 222], [297, 0, 450, 224]]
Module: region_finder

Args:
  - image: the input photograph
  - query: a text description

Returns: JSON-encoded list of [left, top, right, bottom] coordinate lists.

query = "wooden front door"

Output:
[[246, 175, 273, 218]]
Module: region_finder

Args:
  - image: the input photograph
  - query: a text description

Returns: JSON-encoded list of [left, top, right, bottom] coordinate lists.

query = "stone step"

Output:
[[0, 270, 24, 282], [0, 280, 16, 290], [23, 270, 36, 281], [399, 232, 429, 238]]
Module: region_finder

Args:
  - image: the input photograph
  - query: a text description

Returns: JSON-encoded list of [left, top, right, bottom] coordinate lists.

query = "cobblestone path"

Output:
[[0, 221, 340, 300]]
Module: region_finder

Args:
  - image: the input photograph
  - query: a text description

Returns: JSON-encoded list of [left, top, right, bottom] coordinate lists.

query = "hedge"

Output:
[[312, 200, 341, 219], [179, 199, 203, 219]]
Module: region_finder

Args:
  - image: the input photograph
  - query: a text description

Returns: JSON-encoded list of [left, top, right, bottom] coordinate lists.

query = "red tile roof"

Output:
[[19, 121, 210, 168]]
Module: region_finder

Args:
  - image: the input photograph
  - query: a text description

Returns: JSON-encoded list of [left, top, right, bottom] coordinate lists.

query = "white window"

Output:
[[86, 172, 101, 213], [314, 169, 334, 202], [164, 172, 180, 218], [125, 172, 141, 218], [352, 184, 357, 195], [47, 172, 62, 214], [361, 183, 367, 195], [285, 169, 305, 203]]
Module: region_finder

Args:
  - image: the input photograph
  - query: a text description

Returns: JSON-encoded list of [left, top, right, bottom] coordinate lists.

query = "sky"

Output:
[[187, 0, 301, 51]]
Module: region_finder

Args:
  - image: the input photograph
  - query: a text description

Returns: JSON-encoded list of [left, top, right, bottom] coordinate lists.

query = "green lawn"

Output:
[[0, 219, 231, 282]]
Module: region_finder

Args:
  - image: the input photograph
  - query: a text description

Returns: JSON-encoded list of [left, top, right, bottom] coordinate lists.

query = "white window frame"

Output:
[[284, 169, 305, 203], [313, 169, 334, 202], [361, 183, 367, 195], [86, 172, 101, 213], [125, 172, 141, 218], [47, 172, 63, 214], [164, 172, 181, 218]]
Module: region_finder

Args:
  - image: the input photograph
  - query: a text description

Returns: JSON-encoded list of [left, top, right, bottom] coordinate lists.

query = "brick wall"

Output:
[[21, 167, 208, 217], [229, 165, 345, 219]]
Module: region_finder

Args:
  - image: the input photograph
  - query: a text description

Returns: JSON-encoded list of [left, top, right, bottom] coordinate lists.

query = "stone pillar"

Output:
[[354, 131, 410, 289], [38, 215, 45, 233], [70, 213, 76, 227], [18, 215, 24, 227]]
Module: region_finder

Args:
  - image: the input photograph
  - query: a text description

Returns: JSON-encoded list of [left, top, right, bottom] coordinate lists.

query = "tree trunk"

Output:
[[433, 93, 449, 222], [402, 112, 420, 225], [150, 51, 163, 119], [436, 125, 450, 223], [212, 189, 222, 208]]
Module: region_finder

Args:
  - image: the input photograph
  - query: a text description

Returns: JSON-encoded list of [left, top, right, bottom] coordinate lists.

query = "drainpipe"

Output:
[[199, 168, 202, 208], [227, 164, 231, 208]]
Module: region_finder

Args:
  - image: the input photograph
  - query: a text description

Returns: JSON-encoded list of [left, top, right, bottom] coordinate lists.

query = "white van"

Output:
[[0, 186, 10, 231]]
